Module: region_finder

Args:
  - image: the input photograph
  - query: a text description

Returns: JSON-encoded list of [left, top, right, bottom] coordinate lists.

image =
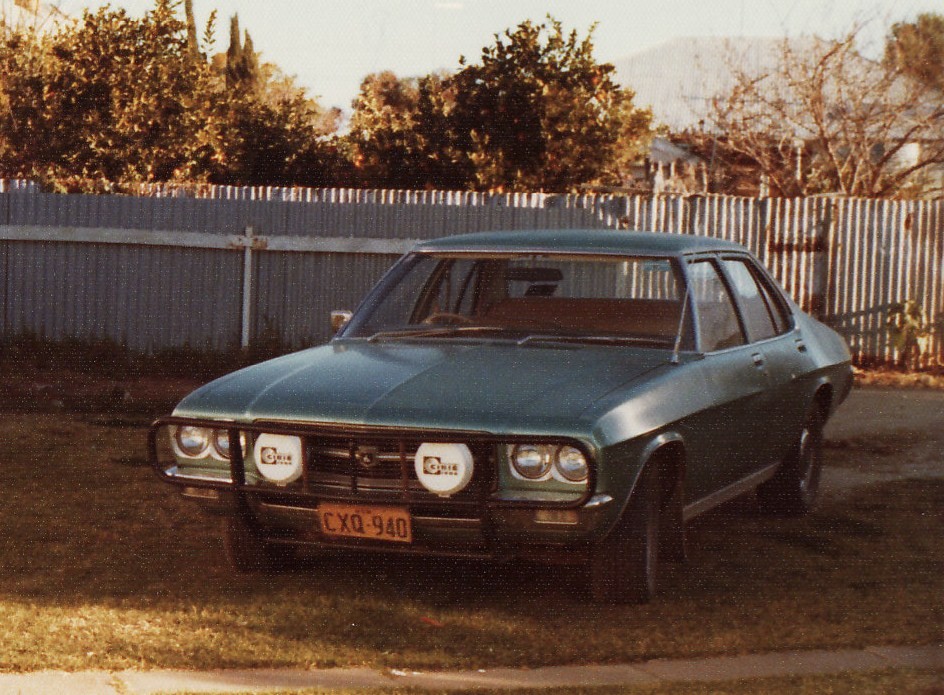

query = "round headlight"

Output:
[[212, 429, 234, 459], [174, 425, 211, 457], [555, 445, 588, 482], [511, 444, 550, 480]]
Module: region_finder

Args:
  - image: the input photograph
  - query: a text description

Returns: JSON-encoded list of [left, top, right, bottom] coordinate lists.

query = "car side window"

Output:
[[721, 259, 779, 342], [755, 272, 791, 335], [416, 259, 480, 319], [688, 260, 745, 351]]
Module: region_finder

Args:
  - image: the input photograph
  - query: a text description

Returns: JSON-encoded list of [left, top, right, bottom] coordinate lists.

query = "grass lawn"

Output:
[[0, 413, 940, 673]]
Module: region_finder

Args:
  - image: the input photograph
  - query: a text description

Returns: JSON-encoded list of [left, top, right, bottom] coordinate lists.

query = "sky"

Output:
[[60, 0, 943, 112]]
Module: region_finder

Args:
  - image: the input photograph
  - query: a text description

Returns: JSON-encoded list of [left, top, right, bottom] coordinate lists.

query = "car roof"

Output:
[[413, 229, 748, 257]]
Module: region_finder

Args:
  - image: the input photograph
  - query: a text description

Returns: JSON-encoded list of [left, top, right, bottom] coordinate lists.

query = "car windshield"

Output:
[[342, 252, 690, 347]]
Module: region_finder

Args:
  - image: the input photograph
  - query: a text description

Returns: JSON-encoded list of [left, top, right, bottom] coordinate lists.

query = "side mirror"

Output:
[[331, 310, 353, 334]]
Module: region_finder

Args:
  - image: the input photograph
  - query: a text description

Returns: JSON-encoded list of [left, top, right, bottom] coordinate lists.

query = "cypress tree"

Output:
[[225, 14, 259, 92], [184, 0, 200, 61]]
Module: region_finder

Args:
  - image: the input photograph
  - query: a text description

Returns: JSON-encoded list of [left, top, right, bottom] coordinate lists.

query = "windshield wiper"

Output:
[[516, 334, 675, 348], [366, 326, 509, 342]]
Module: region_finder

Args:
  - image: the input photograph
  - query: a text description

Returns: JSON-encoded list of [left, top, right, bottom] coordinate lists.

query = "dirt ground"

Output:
[[822, 388, 944, 495]]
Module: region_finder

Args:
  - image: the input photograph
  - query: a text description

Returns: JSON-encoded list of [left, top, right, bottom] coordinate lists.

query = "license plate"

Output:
[[317, 503, 412, 543]]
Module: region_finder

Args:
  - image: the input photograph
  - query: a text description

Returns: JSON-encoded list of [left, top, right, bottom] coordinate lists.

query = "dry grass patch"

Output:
[[0, 415, 940, 673], [854, 366, 944, 390]]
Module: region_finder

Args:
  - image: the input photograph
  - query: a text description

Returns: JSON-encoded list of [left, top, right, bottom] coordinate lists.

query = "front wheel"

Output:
[[588, 465, 660, 604], [757, 406, 825, 515]]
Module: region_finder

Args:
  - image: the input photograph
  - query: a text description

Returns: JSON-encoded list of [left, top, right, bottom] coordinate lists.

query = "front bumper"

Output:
[[149, 417, 615, 560]]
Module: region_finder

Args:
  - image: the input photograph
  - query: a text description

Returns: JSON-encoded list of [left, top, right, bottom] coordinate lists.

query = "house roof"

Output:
[[650, 137, 703, 165]]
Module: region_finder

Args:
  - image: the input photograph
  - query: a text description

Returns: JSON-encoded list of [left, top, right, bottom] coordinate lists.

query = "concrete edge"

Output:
[[0, 644, 939, 694]]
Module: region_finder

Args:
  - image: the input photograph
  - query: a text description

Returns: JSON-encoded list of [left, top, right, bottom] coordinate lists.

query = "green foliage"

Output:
[[348, 71, 421, 187], [347, 70, 466, 189], [0, 0, 341, 191], [224, 13, 258, 93], [449, 18, 652, 191], [885, 13, 944, 93], [0, 1, 212, 189], [346, 17, 653, 192], [1, 7, 650, 192], [207, 88, 341, 186], [887, 299, 932, 369]]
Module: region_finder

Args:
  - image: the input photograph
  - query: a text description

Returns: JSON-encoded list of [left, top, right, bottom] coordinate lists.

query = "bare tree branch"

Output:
[[709, 27, 944, 198]]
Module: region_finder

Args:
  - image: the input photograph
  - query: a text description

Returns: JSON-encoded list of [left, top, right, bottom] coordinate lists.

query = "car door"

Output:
[[719, 256, 813, 467], [683, 257, 773, 500]]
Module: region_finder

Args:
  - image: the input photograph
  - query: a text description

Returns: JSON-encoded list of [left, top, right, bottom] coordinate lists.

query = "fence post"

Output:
[[809, 199, 833, 319], [241, 225, 254, 349]]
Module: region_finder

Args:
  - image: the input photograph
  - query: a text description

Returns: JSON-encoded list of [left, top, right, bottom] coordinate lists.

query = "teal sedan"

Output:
[[149, 229, 853, 603]]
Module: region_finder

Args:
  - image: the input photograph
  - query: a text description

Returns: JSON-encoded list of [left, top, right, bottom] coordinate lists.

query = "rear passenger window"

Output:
[[688, 260, 745, 351], [722, 259, 779, 342], [755, 274, 791, 335]]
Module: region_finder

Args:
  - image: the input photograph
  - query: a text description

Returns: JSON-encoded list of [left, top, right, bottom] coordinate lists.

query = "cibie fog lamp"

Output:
[[253, 433, 304, 485], [414, 443, 474, 497]]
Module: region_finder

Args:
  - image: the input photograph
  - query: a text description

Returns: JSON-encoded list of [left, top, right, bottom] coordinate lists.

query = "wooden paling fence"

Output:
[[0, 183, 941, 365]]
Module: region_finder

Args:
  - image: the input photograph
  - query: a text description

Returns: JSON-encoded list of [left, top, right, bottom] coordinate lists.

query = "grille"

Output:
[[298, 435, 494, 502], [307, 438, 419, 481]]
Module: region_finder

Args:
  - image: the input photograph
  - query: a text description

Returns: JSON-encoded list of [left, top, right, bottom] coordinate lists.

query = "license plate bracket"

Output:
[[317, 502, 412, 543]]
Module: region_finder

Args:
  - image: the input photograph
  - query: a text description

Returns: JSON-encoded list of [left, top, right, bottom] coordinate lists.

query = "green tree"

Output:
[[225, 13, 258, 93], [0, 1, 214, 189], [448, 17, 652, 191], [346, 71, 462, 188], [207, 17, 343, 186], [885, 13, 944, 93], [0, 0, 344, 190], [208, 89, 345, 186], [345, 18, 652, 192]]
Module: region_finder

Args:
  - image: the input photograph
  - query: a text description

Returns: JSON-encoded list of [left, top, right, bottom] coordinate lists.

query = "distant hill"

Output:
[[612, 36, 812, 132]]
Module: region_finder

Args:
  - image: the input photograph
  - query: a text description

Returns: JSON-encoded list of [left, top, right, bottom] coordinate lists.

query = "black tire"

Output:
[[757, 406, 825, 516], [589, 465, 660, 604], [222, 514, 292, 573]]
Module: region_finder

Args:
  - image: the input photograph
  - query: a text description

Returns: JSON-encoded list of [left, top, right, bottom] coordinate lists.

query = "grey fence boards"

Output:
[[2, 241, 243, 352], [0, 185, 941, 364]]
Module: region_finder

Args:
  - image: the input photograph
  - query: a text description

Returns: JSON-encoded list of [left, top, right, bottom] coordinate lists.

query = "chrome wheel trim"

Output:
[[797, 428, 815, 495]]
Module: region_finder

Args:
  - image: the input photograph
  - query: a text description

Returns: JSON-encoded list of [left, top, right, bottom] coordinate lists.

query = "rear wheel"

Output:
[[757, 406, 825, 515], [589, 465, 660, 604]]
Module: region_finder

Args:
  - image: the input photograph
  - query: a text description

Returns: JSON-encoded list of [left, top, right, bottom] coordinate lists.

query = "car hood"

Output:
[[174, 339, 670, 436]]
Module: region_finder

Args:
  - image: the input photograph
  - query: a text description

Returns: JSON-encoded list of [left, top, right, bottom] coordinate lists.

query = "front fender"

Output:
[[592, 430, 686, 539]]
